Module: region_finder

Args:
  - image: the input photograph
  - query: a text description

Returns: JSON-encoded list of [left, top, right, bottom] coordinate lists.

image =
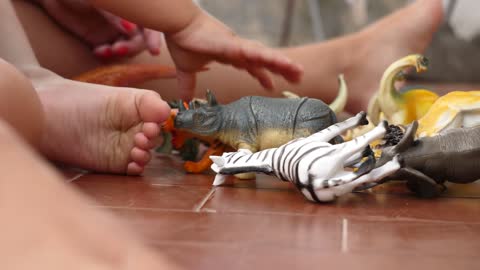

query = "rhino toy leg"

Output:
[[234, 142, 258, 179]]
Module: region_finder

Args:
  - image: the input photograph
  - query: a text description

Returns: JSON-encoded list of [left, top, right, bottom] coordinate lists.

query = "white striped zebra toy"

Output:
[[210, 112, 402, 202]]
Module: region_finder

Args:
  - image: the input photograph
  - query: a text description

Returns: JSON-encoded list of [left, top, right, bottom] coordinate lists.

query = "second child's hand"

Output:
[[32, 0, 163, 58], [165, 11, 304, 100]]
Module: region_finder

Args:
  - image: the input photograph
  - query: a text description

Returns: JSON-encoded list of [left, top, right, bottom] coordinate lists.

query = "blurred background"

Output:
[[198, 0, 480, 82]]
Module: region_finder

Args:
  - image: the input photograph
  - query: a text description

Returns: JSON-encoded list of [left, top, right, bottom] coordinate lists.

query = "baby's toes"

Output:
[[127, 162, 144, 175], [143, 122, 161, 139], [126, 147, 152, 175], [136, 90, 171, 124], [131, 147, 152, 166], [134, 132, 155, 150], [136, 122, 161, 151]]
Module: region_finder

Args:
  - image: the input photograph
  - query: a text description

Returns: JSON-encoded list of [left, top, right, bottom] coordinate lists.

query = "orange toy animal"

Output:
[[162, 101, 228, 173], [74, 64, 224, 173], [73, 64, 176, 86]]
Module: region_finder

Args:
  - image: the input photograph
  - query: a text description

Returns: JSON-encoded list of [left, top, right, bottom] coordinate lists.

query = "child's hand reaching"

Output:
[[33, 0, 163, 58], [166, 10, 304, 100], [35, 0, 304, 100]]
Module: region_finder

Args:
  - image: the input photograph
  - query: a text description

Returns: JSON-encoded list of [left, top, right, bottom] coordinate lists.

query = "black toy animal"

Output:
[[376, 121, 480, 197]]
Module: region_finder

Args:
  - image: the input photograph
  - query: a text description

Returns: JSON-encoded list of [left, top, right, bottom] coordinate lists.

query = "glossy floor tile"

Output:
[[204, 186, 480, 222], [68, 153, 480, 270], [116, 209, 480, 256], [74, 175, 213, 210], [155, 243, 479, 270]]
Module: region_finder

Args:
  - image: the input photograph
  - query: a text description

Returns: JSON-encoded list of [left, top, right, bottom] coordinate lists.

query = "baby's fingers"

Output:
[[112, 34, 146, 57], [176, 70, 197, 101], [93, 34, 146, 58], [143, 29, 163, 56], [98, 10, 137, 36], [246, 67, 274, 90], [93, 44, 113, 58], [241, 41, 303, 83]]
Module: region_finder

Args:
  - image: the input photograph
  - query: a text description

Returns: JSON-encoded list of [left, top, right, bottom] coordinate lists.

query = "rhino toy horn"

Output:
[[178, 100, 187, 111], [188, 100, 197, 109], [206, 89, 218, 106]]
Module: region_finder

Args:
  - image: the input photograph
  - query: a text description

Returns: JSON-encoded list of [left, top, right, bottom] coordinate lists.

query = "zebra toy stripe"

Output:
[[210, 112, 402, 202]]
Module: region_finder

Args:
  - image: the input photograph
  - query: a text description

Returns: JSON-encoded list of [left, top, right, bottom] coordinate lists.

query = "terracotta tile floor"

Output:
[[65, 152, 480, 269]]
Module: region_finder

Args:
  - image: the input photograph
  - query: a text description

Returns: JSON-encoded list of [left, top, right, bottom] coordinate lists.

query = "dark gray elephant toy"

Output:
[[376, 121, 480, 197]]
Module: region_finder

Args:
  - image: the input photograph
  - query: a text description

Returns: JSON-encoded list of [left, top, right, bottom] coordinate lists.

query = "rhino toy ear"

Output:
[[394, 121, 418, 153], [206, 89, 218, 107]]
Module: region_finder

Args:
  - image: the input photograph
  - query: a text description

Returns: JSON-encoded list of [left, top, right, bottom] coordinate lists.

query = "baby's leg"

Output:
[[0, 119, 177, 269], [0, 58, 44, 147]]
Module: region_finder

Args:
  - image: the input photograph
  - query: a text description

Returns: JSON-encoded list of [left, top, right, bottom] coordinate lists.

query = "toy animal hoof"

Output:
[[406, 179, 444, 198], [357, 111, 369, 126]]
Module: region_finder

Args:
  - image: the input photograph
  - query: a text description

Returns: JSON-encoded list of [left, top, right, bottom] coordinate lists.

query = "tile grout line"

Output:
[[192, 187, 216, 212], [93, 205, 195, 212], [66, 172, 88, 183], [341, 218, 348, 253]]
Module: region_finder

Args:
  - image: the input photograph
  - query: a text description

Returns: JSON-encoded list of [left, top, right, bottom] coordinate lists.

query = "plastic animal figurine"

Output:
[[343, 54, 437, 142], [210, 112, 401, 202], [161, 99, 231, 173], [174, 76, 348, 175], [367, 54, 439, 126], [364, 54, 480, 139], [375, 121, 480, 198], [416, 91, 480, 137], [165, 76, 347, 174], [73, 64, 176, 86]]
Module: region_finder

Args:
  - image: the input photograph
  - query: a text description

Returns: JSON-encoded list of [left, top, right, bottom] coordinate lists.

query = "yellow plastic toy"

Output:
[[366, 54, 480, 139], [367, 54, 439, 126], [416, 91, 480, 137]]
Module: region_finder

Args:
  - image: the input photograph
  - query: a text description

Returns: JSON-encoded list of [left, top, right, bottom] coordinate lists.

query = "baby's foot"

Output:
[[26, 67, 170, 175], [346, 0, 444, 112], [0, 120, 176, 269]]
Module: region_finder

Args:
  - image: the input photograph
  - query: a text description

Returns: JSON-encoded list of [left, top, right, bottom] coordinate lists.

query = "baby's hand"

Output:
[[165, 10, 304, 100], [35, 0, 163, 58]]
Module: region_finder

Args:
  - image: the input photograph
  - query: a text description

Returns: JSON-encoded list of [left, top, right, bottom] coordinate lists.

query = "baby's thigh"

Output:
[[0, 59, 44, 146]]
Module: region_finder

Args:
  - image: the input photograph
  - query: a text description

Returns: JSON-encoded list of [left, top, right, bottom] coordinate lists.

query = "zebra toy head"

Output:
[[210, 112, 403, 202]]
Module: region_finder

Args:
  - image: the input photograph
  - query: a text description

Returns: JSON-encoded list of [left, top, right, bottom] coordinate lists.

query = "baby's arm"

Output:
[[89, 0, 201, 33], [89, 0, 303, 100]]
